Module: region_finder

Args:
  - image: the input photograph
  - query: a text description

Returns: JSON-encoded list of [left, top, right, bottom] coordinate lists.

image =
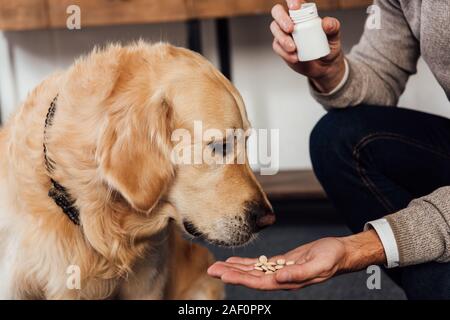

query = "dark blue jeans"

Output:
[[310, 105, 450, 299]]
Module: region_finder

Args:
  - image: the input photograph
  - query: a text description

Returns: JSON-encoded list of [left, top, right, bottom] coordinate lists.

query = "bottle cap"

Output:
[[289, 3, 319, 23]]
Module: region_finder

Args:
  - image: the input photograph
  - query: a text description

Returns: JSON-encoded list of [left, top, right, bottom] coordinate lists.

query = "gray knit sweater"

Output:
[[311, 0, 450, 266]]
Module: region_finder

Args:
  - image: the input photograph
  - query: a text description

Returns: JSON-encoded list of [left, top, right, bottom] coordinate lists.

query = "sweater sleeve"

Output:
[[311, 0, 421, 108], [384, 187, 450, 266]]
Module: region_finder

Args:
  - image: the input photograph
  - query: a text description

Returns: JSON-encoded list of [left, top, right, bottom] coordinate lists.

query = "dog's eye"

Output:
[[209, 141, 231, 157]]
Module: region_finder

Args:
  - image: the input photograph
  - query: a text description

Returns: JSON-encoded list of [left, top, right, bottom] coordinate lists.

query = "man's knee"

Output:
[[309, 107, 378, 185]]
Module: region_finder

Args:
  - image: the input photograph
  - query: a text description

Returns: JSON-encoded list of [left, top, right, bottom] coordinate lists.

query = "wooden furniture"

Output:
[[256, 170, 326, 201], [0, 0, 373, 31]]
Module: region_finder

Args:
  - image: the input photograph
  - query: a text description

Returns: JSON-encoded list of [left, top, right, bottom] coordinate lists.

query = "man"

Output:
[[208, 0, 450, 299]]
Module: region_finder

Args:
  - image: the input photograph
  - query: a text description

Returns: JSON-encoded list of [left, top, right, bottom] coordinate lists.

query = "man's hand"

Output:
[[207, 230, 386, 291], [270, 0, 346, 93]]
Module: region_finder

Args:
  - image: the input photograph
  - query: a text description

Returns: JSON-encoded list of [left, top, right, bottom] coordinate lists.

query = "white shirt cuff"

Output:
[[364, 218, 400, 268], [317, 58, 349, 96]]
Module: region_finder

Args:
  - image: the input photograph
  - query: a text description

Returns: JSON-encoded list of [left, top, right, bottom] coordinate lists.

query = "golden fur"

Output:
[[0, 42, 272, 299]]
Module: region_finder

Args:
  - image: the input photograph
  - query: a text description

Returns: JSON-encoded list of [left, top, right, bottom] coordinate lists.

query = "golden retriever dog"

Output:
[[0, 42, 275, 299]]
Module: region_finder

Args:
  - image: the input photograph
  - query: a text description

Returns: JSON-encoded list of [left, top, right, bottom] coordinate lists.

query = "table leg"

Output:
[[215, 18, 232, 81], [187, 19, 202, 54]]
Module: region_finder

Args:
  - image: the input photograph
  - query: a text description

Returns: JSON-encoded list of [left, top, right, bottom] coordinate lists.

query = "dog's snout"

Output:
[[247, 202, 275, 232]]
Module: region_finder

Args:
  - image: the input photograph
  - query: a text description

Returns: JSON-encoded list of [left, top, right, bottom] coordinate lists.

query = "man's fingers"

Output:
[[207, 263, 228, 278], [207, 261, 255, 278], [225, 257, 258, 265], [221, 269, 267, 289], [286, 0, 304, 10], [271, 4, 294, 33], [221, 269, 302, 291], [273, 40, 299, 64], [322, 17, 341, 43], [270, 21, 296, 53]]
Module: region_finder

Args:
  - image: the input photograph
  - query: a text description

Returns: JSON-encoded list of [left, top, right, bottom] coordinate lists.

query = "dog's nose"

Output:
[[247, 203, 276, 232]]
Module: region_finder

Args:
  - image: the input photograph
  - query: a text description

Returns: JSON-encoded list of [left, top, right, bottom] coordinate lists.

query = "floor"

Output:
[[201, 200, 407, 300]]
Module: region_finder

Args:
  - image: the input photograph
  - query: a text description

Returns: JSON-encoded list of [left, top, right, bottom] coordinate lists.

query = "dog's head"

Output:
[[63, 42, 274, 247]]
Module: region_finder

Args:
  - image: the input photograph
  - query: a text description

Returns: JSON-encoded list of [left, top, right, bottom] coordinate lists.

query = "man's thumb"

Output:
[[275, 269, 293, 283], [322, 17, 341, 42], [275, 263, 316, 283], [286, 0, 304, 10]]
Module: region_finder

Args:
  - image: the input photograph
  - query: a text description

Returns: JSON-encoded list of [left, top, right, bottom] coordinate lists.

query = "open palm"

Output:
[[207, 237, 348, 291]]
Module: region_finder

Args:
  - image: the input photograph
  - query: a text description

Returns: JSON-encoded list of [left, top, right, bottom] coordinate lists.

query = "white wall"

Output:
[[1, 8, 449, 169]]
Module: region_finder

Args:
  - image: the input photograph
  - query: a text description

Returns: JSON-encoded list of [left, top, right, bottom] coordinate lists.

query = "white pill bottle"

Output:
[[290, 3, 331, 62]]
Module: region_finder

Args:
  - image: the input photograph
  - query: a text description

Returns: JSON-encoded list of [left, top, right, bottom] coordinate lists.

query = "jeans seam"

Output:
[[352, 132, 450, 213]]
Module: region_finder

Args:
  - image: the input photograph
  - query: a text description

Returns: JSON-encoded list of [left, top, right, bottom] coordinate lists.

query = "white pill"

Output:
[[254, 266, 264, 271], [259, 255, 268, 264], [275, 265, 284, 270], [276, 259, 286, 265]]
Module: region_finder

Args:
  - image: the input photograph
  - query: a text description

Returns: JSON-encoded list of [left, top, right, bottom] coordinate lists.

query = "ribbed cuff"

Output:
[[385, 200, 447, 266]]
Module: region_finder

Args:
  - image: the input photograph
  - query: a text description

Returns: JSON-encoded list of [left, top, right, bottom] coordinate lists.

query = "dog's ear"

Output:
[[97, 91, 174, 213]]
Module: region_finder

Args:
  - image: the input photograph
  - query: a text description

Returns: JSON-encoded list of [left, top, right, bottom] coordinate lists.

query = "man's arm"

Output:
[[384, 187, 450, 266], [312, 0, 450, 268], [311, 0, 421, 108], [208, 187, 450, 290], [340, 229, 386, 271]]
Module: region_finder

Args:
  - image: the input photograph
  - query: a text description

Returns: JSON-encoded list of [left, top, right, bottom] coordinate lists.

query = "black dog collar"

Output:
[[43, 95, 80, 225]]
